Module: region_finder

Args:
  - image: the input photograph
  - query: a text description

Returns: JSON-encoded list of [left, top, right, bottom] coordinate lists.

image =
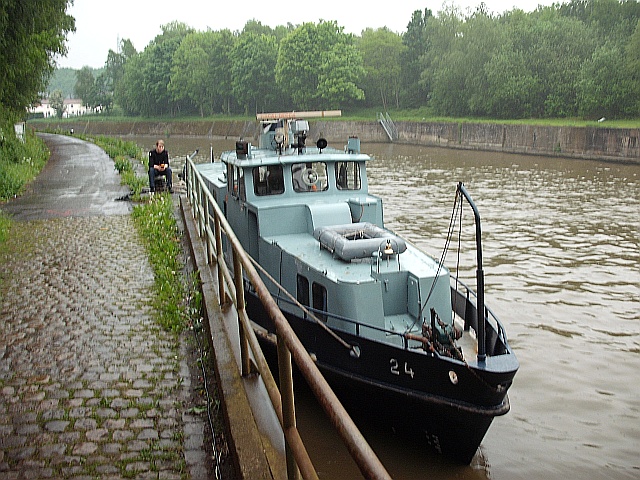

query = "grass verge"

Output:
[[86, 134, 189, 332], [28, 110, 640, 128], [0, 124, 51, 243]]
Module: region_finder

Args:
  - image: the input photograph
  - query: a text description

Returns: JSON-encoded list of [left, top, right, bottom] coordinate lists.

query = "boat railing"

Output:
[[274, 284, 509, 357], [184, 157, 392, 480], [450, 276, 509, 352], [273, 294, 419, 349]]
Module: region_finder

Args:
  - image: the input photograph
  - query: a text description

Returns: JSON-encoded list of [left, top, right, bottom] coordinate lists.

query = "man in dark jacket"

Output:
[[148, 139, 173, 193]]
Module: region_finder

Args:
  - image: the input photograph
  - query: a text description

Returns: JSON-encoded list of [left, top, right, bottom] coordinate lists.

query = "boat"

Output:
[[195, 111, 519, 464]]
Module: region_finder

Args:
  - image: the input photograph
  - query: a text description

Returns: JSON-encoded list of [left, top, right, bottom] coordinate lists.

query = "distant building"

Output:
[[28, 98, 100, 118]]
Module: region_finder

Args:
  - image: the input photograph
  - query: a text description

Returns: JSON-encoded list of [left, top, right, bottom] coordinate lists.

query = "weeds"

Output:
[[88, 134, 188, 333], [131, 196, 186, 332], [0, 122, 50, 243], [0, 212, 11, 243], [0, 125, 49, 201]]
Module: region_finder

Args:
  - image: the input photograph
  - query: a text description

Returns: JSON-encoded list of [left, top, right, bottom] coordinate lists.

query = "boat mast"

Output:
[[457, 182, 486, 363]]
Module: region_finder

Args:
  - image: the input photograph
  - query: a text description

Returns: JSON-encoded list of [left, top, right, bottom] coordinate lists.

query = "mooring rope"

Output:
[[404, 188, 464, 334]]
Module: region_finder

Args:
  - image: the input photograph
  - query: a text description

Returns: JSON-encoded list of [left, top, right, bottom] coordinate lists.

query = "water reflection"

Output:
[[124, 135, 640, 479]]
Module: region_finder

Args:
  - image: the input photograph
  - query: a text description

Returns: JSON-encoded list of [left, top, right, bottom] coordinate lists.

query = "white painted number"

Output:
[[390, 359, 415, 378], [404, 362, 415, 378], [390, 358, 399, 375]]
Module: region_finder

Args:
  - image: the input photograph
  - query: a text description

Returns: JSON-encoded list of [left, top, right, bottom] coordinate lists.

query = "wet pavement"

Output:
[[0, 134, 211, 478]]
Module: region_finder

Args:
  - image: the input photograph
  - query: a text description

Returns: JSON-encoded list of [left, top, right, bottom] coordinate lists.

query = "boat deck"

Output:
[[265, 232, 442, 285]]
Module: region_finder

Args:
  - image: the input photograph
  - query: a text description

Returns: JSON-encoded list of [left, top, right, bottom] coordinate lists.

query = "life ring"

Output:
[[302, 168, 318, 186]]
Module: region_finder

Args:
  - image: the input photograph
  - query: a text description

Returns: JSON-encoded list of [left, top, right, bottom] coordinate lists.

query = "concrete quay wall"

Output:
[[40, 119, 640, 163]]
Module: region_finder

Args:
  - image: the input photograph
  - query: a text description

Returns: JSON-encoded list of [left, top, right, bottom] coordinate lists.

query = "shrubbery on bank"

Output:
[[0, 122, 49, 201], [0, 119, 51, 243]]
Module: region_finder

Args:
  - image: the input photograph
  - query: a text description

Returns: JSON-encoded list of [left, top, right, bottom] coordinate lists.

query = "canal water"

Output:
[[128, 136, 640, 480]]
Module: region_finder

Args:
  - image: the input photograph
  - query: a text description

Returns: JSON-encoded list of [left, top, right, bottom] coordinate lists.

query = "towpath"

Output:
[[0, 134, 212, 478]]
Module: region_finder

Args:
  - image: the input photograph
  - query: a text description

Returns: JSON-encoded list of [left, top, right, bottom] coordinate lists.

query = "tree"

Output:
[[116, 54, 147, 115], [400, 9, 433, 107], [0, 0, 75, 116], [169, 31, 220, 116], [577, 43, 635, 118], [92, 72, 113, 112], [357, 28, 405, 109], [422, 7, 467, 115], [511, 12, 594, 117], [49, 89, 65, 118], [231, 32, 282, 114], [74, 67, 95, 106], [624, 19, 640, 116], [204, 30, 236, 114], [47, 68, 77, 98], [120, 22, 194, 116], [106, 38, 136, 109], [275, 21, 364, 110], [428, 8, 503, 116]]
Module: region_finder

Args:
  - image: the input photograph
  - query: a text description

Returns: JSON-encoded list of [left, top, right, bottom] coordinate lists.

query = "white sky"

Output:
[[58, 0, 557, 69]]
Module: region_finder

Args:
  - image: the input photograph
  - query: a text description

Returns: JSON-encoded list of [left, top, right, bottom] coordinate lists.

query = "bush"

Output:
[[0, 124, 49, 201]]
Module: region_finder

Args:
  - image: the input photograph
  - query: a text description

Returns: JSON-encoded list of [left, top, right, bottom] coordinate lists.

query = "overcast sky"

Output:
[[58, 0, 557, 69]]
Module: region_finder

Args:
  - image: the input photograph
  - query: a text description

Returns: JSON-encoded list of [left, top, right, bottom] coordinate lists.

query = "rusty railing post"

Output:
[[278, 335, 300, 480], [233, 249, 250, 376], [204, 196, 212, 264], [214, 212, 225, 304]]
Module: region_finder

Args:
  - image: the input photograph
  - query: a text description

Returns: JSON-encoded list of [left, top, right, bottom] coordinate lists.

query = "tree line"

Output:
[[72, 0, 640, 120], [76, 0, 640, 118]]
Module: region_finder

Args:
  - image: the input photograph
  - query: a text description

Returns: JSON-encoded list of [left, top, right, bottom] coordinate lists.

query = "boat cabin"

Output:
[[198, 114, 454, 350]]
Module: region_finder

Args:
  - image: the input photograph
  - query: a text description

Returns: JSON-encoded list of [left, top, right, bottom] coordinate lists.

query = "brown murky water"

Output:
[[128, 136, 640, 480]]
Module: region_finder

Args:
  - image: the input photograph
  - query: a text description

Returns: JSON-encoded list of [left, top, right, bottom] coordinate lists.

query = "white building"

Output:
[[29, 98, 98, 118]]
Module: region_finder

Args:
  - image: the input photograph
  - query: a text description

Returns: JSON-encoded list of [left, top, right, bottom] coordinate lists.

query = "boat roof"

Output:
[[220, 146, 371, 167], [266, 232, 443, 284], [221, 109, 371, 166]]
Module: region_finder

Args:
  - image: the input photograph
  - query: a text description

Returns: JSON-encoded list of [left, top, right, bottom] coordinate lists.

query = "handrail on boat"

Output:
[[451, 276, 507, 345], [184, 156, 391, 480], [456, 182, 487, 362], [271, 278, 509, 357]]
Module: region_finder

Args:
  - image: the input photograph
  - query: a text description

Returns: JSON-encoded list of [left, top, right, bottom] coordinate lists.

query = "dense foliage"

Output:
[[0, 124, 49, 200], [70, 0, 640, 119], [0, 0, 74, 116], [0, 0, 73, 227]]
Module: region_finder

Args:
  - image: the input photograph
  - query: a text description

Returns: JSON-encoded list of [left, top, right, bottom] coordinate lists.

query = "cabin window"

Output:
[[296, 275, 309, 307], [237, 167, 246, 201], [335, 161, 361, 190], [312, 282, 328, 322], [292, 162, 328, 193], [227, 164, 236, 197], [253, 165, 284, 196]]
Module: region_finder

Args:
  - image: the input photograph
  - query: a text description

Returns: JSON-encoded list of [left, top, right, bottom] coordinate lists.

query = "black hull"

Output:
[[245, 293, 514, 464]]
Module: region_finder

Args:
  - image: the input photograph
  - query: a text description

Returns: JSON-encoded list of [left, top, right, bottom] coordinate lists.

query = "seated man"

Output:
[[148, 139, 173, 193]]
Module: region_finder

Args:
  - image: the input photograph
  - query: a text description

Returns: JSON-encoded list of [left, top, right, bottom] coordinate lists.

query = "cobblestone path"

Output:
[[0, 215, 206, 479]]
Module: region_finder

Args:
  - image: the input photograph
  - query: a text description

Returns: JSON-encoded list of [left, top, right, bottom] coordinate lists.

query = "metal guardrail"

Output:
[[377, 112, 398, 141], [184, 158, 391, 480]]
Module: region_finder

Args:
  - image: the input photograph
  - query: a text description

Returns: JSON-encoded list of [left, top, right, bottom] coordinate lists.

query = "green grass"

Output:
[[0, 124, 51, 244], [0, 212, 10, 244], [0, 127, 49, 201], [132, 196, 187, 332], [77, 133, 189, 333], [28, 109, 640, 128]]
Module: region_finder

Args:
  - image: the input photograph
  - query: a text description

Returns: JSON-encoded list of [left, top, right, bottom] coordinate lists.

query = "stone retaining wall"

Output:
[[38, 119, 640, 163]]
